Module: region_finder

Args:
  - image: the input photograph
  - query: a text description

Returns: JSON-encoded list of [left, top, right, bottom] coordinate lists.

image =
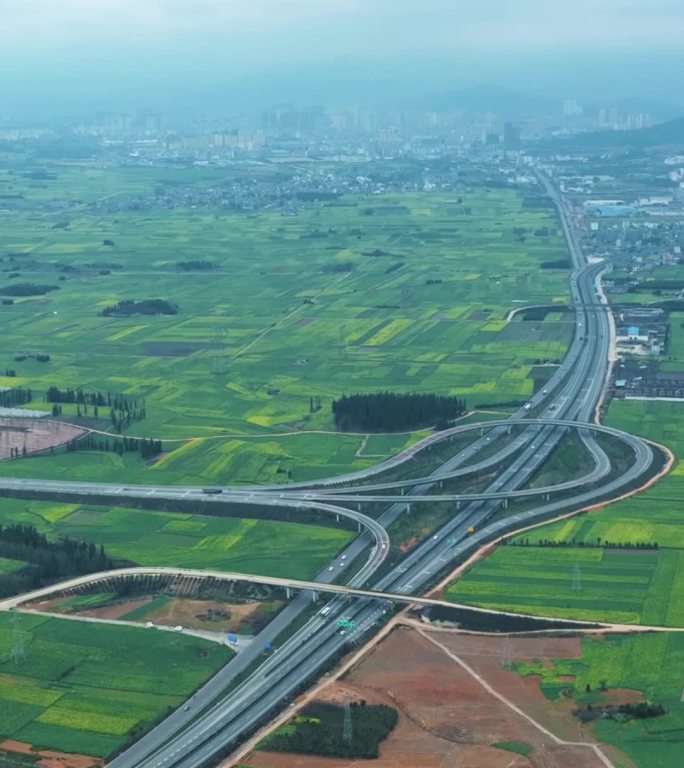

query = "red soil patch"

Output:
[[0, 418, 85, 460], [397, 536, 417, 553], [246, 627, 617, 768], [0, 739, 102, 768], [436, 633, 586, 742]]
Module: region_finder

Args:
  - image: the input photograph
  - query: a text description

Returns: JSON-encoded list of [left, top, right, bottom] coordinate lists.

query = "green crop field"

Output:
[[514, 632, 684, 768], [0, 612, 231, 758], [0, 497, 351, 580], [0, 164, 570, 487], [446, 399, 684, 626], [0, 557, 27, 575]]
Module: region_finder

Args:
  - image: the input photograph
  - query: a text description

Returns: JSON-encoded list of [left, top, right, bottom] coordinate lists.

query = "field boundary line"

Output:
[[415, 627, 617, 768]]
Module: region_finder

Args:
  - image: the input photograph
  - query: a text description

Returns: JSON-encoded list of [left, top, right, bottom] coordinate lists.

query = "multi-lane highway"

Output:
[[0, 174, 660, 768]]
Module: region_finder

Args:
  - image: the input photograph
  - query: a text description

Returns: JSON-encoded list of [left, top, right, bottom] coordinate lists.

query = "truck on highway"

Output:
[[201, 488, 223, 494], [466, 526, 475, 535]]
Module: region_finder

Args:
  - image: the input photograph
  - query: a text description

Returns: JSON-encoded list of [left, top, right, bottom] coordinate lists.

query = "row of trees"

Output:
[[332, 392, 466, 432], [505, 537, 659, 550], [45, 387, 142, 410], [65, 433, 163, 459], [0, 387, 32, 408]]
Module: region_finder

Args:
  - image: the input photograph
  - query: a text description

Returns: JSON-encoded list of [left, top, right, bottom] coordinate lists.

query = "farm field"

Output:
[[0, 611, 231, 759], [0, 497, 352, 580], [514, 631, 684, 768], [445, 399, 684, 625], [0, 162, 570, 485], [0, 427, 426, 486]]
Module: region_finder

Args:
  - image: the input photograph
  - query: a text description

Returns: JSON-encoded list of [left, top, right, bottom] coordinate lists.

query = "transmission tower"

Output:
[[572, 564, 582, 592], [211, 326, 226, 375], [342, 700, 353, 746], [10, 611, 26, 665]]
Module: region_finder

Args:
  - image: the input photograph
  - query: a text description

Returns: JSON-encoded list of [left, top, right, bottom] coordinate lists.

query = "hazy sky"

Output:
[[1, 0, 683, 115]]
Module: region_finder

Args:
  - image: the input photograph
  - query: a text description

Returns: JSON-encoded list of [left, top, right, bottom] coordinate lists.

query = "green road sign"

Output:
[[336, 617, 356, 629]]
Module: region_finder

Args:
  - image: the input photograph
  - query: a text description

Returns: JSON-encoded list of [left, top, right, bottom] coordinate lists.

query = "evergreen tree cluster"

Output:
[[0, 523, 114, 597], [574, 701, 665, 724], [65, 433, 162, 459], [0, 387, 32, 408], [45, 387, 139, 409], [101, 299, 177, 316], [265, 702, 398, 760], [332, 392, 466, 432]]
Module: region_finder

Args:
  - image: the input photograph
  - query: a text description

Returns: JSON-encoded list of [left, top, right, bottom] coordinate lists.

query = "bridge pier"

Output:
[[456, 500, 461, 510], [503, 497, 508, 509], [311, 591, 318, 602]]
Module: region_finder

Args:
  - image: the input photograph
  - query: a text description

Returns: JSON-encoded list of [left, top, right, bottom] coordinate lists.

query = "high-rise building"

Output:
[[562, 100, 583, 117], [503, 122, 520, 149]]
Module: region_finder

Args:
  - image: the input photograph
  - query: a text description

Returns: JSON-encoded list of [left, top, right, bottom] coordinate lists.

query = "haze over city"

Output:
[[1, 0, 684, 113]]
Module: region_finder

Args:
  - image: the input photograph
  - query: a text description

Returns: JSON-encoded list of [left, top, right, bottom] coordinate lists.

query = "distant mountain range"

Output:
[[544, 117, 684, 151]]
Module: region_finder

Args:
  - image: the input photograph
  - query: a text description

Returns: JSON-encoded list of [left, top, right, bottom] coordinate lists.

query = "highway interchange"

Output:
[[0, 174, 662, 768]]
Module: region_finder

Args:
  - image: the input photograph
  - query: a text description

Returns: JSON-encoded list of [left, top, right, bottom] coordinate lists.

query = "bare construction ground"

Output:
[[245, 626, 631, 768]]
